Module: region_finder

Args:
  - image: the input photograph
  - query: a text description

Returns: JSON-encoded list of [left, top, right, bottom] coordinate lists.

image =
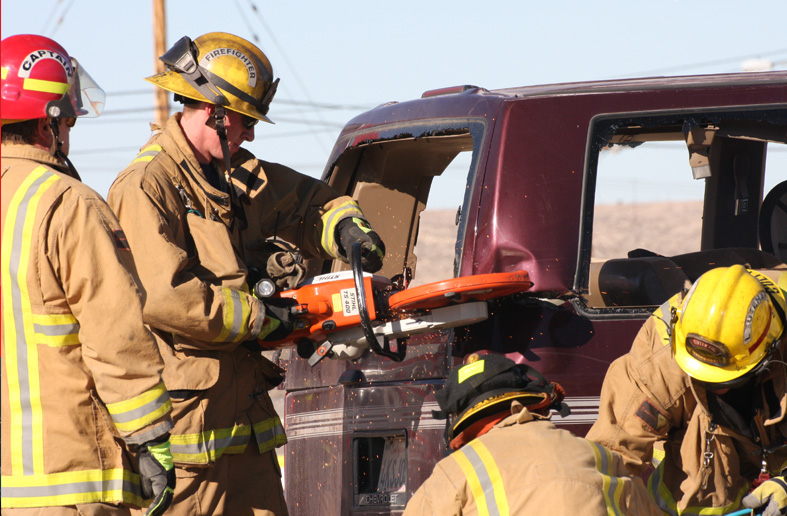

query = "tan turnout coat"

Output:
[[1, 143, 173, 510], [107, 114, 361, 500], [586, 273, 787, 515], [403, 403, 662, 516]]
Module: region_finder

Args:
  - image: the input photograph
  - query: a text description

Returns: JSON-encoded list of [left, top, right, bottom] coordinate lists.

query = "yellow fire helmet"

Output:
[[146, 32, 278, 124], [673, 265, 786, 384]]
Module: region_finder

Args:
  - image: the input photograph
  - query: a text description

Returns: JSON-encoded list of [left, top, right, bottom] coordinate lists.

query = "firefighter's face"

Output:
[[206, 108, 255, 160]]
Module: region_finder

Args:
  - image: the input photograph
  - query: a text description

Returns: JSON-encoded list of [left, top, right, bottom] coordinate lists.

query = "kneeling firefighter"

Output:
[[403, 353, 663, 516]]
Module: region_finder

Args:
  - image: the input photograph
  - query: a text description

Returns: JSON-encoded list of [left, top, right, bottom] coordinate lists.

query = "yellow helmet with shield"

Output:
[[146, 32, 278, 124], [673, 265, 786, 385]]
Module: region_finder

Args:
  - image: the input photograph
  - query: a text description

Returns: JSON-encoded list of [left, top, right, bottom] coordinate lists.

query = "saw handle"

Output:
[[351, 242, 406, 362]]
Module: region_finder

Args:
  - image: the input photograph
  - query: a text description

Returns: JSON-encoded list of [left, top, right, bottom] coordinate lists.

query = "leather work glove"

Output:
[[257, 299, 295, 342], [137, 434, 176, 516], [742, 477, 787, 516], [336, 217, 386, 273]]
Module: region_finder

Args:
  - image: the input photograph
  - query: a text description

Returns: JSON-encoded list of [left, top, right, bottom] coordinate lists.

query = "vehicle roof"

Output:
[[340, 71, 787, 131]]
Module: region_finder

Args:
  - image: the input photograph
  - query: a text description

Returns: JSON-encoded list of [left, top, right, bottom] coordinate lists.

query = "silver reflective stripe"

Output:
[[8, 170, 55, 475], [589, 441, 621, 516], [321, 201, 364, 255], [170, 432, 250, 458], [33, 321, 79, 336], [462, 444, 502, 516], [111, 390, 171, 425], [255, 420, 286, 449], [228, 288, 243, 341], [1, 475, 137, 500]]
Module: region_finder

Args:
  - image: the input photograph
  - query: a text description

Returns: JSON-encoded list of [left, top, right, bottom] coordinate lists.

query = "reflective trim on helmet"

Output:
[[685, 333, 731, 367], [1, 66, 8, 79], [23, 77, 69, 95]]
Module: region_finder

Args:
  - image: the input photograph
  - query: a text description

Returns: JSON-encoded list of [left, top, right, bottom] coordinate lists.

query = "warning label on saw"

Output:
[[339, 288, 359, 316]]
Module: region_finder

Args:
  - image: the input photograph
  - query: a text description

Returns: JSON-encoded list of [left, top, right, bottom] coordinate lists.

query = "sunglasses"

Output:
[[241, 114, 259, 129]]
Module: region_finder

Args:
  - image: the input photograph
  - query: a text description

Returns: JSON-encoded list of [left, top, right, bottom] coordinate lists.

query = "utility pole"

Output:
[[153, 0, 169, 126]]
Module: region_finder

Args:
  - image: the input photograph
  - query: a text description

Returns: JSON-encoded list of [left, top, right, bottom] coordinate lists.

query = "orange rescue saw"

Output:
[[257, 243, 532, 366]]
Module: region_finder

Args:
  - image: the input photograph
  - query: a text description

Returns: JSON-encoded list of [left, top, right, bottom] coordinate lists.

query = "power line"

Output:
[[240, 0, 333, 153], [41, 0, 64, 35], [615, 48, 787, 78], [104, 89, 374, 111], [49, 0, 77, 37]]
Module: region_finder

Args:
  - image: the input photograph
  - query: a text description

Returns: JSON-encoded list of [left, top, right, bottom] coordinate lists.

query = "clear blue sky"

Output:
[[3, 0, 786, 205]]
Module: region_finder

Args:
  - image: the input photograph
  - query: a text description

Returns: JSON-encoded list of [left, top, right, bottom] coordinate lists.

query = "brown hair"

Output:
[[1, 119, 40, 144]]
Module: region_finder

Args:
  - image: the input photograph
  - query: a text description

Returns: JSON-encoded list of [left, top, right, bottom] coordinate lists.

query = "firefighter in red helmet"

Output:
[[2, 34, 175, 515]]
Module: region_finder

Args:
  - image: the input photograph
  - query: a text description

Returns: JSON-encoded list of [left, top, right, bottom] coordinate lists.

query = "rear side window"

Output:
[[580, 108, 787, 311]]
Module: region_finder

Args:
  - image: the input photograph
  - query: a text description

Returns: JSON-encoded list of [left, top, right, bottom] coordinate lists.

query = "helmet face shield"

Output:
[[46, 58, 105, 119]]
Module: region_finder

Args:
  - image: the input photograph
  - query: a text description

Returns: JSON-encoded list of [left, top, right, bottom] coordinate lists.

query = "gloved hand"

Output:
[[743, 477, 787, 516], [336, 217, 386, 273], [137, 434, 176, 516], [257, 299, 294, 342]]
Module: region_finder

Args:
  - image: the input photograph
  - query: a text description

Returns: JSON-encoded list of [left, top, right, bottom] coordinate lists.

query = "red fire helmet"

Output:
[[1, 34, 105, 126]]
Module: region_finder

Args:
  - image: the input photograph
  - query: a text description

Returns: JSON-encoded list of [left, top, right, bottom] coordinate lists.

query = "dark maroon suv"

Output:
[[276, 71, 787, 515]]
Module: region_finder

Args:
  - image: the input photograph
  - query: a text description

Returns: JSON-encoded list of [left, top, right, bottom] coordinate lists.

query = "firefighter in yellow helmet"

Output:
[[587, 264, 787, 515], [1, 34, 175, 514], [403, 353, 662, 515], [107, 32, 385, 515]]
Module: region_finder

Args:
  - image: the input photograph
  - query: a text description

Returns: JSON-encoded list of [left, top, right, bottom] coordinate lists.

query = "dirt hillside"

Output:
[[412, 202, 704, 283]]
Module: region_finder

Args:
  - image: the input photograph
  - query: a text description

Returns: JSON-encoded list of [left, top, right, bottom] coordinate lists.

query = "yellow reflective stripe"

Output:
[[468, 440, 509, 516], [22, 77, 70, 95], [105, 382, 172, 433], [452, 440, 509, 516], [646, 461, 746, 516], [2, 166, 60, 475], [320, 200, 364, 258], [169, 424, 252, 463], [31, 313, 80, 346], [131, 144, 162, 164], [1, 468, 143, 509], [453, 448, 491, 516], [587, 440, 625, 515], [1, 66, 8, 79], [253, 416, 287, 453], [652, 446, 665, 468], [214, 287, 250, 343]]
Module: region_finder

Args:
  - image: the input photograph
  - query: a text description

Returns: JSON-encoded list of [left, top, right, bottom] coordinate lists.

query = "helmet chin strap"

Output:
[[212, 106, 247, 231], [48, 118, 81, 181]]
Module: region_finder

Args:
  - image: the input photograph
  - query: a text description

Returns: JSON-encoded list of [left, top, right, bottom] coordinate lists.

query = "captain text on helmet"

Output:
[[1, 34, 176, 515], [402, 353, 663, 516], [587, 264, 787, 516], [106, 32, 385, 516]]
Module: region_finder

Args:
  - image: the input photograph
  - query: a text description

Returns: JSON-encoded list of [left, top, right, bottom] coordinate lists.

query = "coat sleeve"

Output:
[[402, 463, 464, 516], [238, 159, 367, 260], [48, 187, 172, 445], [108, 170, 263, 350], [585, 303, 691, 476]]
